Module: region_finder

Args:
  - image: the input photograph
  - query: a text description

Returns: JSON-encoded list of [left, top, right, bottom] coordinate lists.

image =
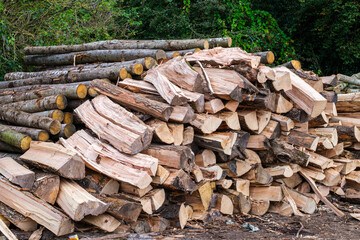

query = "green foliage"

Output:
[[117, 0, 295, 63]]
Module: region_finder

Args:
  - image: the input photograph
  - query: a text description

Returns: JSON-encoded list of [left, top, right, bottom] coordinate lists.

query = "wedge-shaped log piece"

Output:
[[169, 105, 195, 123], [56, 179, 108, 221], [240, 91, 276, 112], [77, 171, 120, 195], [225, 100, 239, 112], [286, 188, 316, 214], [144, 68, 187, 105], [336, 93, 360, 112], [31, 172, 60, 204], [0, 202, 37, 232], [83, 213, 121, 232], [0, 157, 34, 189], [0, 177, 74, 236], [308, 128, 337, 146], [265, 165, 294, 178], [75, 100, 143, 154], [214, 194, 233, 215], [190, 113, 222, 134], [238, 110, 258, 132], [205, 99, 225, 114], [119, 182, 152, 198], [186, 47, 261, 68], [280, 130, 319, 151], [219, 160, 252, 177], [146, 119, 174, 144], [194, 132, 237, 155], [0, 107, 61, 135], [217, 112, 241, 131], [168, 123, 184, 146], [92, 95, 153, 148], [320, 168, 341, 187], [271, 113, 294, 132], [195, 149, 216, 167], [162, 168, 197, 192], [61, 130, 154, 189], [276, 94, 293, 113], [247, 134, 270, 150], [90, 80, 173, 121], [334, 125, 360, 143], [250, 186, 283, 201], [143, 144, 194, 172], [261, 120, 281, 140], [20, 141, 85, 179], [200, 165, 223, 181], [250, 200, 270, 216]]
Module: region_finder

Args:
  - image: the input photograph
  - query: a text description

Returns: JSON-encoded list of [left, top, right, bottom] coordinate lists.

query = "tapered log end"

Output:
[[120, 68, 128, 80], [50, 120, 62, 135], [38, 131, 50, 142], [52, 110, 65, 122], [20, 136, 32, 151], [155, 50, 167, 61], [228, 37, 232, 47], [76, 84, 88, 99], [88, 87, 99, 98], [56, 95, 67, 110], [203, 40, 209, 49], [291, 60, 301, 70], [267, 51, 275, 64], [64, 124, 76, 138], [133, 63, 144, 75], [144, 57, 157, 70], [63, 112, 73, 124]]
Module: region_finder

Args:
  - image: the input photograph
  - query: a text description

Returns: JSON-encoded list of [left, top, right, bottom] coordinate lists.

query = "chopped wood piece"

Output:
[[0, 177, 74, 236], [168, 123, 184, 145], [276, 94, 293, 113], [182, 126, 194, 146], [90, 80, 173, 121], [308, 112, 329, 128], [0, 202, 37, 232], [265, 165, 294, 178], [77, 171, 120, 195], [0, 216, 17, 240], [4, 125, 49, 142], [247, 134, 270, 150], [281, 130, 319, 151], [284, 108, 309, 123], [260, 120, 281, 140], [200, 165, 223, 180], [271, 69, 292, 91], [318, 142, 344, 158], [169, 105, 196, 123], [242, 165, 273, 185], [300, 167, 325, 181], [234, 179, 250, 196], [83, 213, 121, 232], [61, 130, 154, 189], [162, 168, 197, 192], [256, 110, 271, 134], [0, 124, 32, 151], [270, 139, 310, 166], [56, 179, 108, 221], [334, 159, 357, 175], [253, 51, 275, 64], [324, 102, 338, 117], [120, 182, 152, 198], [334, 125, 360, 142], [214, 194, 233, 215], [147, 119, 174, 144], [195, 149, 216, 167], [280, 173, 303, 188], [269, 201, 293, 216], [240, 91, 276, 112], [336, 93, 360, 112], [194, 132, 237, 155], [271, 113, 294, 132], [250, 186, 283, 201], [0, 157, 35, 189], [21, 141, 85, 179], [205, 99, 225, 114], [308, 128, 337, 147], [304, 150, 333, 169], [143, 144, 193, 171], [321, 75, 338, 87], [225, 100, 239, 112], [144, 216, 169, 233], [320, 168, 341, 187], [238, 110, 258, 132], [250, 200, 270, 216], [146, 189, 166, 211], [216, 179, 233, 189], [286, 188, 316, 214], [31, 172, 60, 204], [96, 195, 142, 222]]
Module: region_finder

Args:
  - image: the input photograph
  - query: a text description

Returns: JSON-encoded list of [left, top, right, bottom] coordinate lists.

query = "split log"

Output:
[[144, 216, 169, 233], [308, 111, 329, 128], [25, 49, 167, 66], [119, 182, 152, 198], [61, 130, 154, 188], [205, 99, 224, 114], [168, 123, 184, 145], [4, 125, 49, 142], [280, 60, 301, 70], [250, 186, 283, 201], [321, 75, 338, 87], [186, 47, 261, 68], [195, 149, 216, 167], [0, 177, 74, 236], [260, 120, 281, 140], [256, 110, 271, 134], [77, 171, 120, 195], [266, 166, 293, 178], [194, 132, 237, 155], [268, 201, 293, 216], [270, 139, 310, 166], [334, 159, 357, 175], [153, 165, 170, 185], [321, 91, 337, 103], [217, 179, 233, 190], [200, 165, 223, 181], [334, 93, 360, 112], [75, 100, 144, 154], [305, 150, 333, 170], [276, 94, 293, 113], [56, 179, 108, 221], [0, 157, 34, 189], [247, 134, 270, 150], [253, 51, 275, 64], [0, 202, 37, 232], [194, 67, 242, 102], [219, 160, 252, 178], [162, 168, 197, 192], [284, 108, 309, 123], [146, 119, 174, 144], [331, 116, 360, 127], [280, 173, 303, 188], [20, 141, 85, 179], [324, 102, 337, 117], [250, 200, 270, 216], [190, 113, 223, 134], [90, 80, 173, 121], [92, 95, 153, 148], [169, 105, 196, 123], [240, 91, 276, 112], [214, 194, 233, 215], [142, 144, 194, 171], [0, 107, 61, 135], [334, 125, 360, 142], [234, 179, 250, 196], [0, 124, 32, 151], [182, 126, 194, 145], [318, 142, 344, 158], [238, 110, 258, 132], [96, 195, 142, 222], [320, 168, 341, 187], [280, 130, 319, 151], [225, 100, 239, 112], [217, 112, 241, 131], [23, 38, 231, 55], [242, 165, 273, 185], [33, 110, 64, 122], [0, 217, 17, 240], [31, 172, 60, 204], [286, 188, 316, 214], [83, 213, 121, 232], [300, 167, 325, 181]]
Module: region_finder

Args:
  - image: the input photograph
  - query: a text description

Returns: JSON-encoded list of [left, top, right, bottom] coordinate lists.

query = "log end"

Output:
[[76, 84, 88, 99], [203, 40, 209, 49], [133, 63, 144, 75], [267, 51, 275, 64], [56, 95, 67, 110], [228, 37, 232, 47], [38, 131, 50, 142], [120, 68, 128, 80], [88, 87, 99, 98], [291, 60, 301, 70], [51, 110, 65, 122], [172, 52, 180, 58], [63, 124, 76, 138], [155, 50, 167, 61], [63, 112, 73, 124], [144, 57, 157, 70], [50, 120, 62, 135], [194, 48, 201, 53], [20, 136, 32, 151]]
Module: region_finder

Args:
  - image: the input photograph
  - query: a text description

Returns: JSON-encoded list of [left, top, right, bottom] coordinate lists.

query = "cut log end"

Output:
[[88, 87, 99, 98], [76, 84, 88, 99], [291, 60, 301, 70], [267, 51, 275, 64], [133, 63, 144, 75], [63, 112, 73, 124], [56, 95, 67, 110], [120, 68, 128, 80], [63, 124, 76, 138], [50, 120, 62, 135], [20, 136, 32, 151], [38, 131, 50, 142], [155, 50, 167, 61], [203, 40, 209, 49], [52, 110, 65, 122], [144, 57, 157, 70]]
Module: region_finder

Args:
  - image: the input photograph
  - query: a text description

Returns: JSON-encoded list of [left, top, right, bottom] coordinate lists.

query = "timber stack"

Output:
[[0, 37, 359, 238]]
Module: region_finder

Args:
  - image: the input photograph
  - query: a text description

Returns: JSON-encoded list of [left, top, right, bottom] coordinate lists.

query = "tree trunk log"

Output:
[[32, 110, 64, 122], [253, 51, 275, 64], [2, 95, 67, 112], [0, 124, 32, 151], [3, 125, 49, 142]]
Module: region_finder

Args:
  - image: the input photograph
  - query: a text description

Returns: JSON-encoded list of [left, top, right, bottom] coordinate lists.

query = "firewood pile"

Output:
[[0, 37, 360, 238]]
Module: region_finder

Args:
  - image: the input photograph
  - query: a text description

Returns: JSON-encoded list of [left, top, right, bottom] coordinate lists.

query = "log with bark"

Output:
[[0, 124, 32, 151], [2, 94, 67, 112]]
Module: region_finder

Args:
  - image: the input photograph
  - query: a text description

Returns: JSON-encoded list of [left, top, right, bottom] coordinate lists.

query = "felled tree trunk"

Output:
[[0, 124, 32, 151], [3, 125, 49, 142], [2, 95, 67, 112]]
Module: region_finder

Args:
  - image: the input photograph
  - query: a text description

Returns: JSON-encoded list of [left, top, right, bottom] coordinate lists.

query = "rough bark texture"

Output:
[[2, 95, 67, 113]]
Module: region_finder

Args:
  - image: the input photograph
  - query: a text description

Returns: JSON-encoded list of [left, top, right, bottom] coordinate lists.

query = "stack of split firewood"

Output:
[[1, 37, 360, 239]]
